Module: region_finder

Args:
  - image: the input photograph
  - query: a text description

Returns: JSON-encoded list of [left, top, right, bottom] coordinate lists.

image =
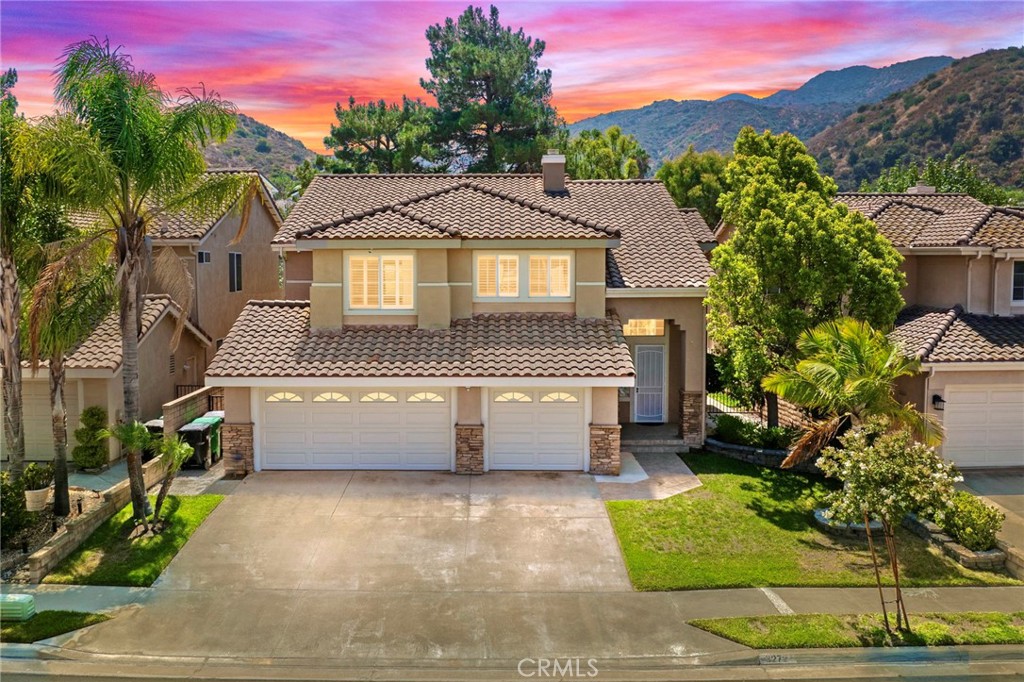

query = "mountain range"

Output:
[[569, 56, 953, 167], [202, 113, 314, 187]]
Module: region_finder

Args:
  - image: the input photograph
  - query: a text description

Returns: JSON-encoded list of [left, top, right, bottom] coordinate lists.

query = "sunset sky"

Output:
[[2, 1, 1021, 152]]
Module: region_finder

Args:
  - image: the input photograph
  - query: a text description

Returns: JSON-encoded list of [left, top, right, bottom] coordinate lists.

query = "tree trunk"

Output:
[[765, 392, 780, 428], [49, 353, 70, 516], [153, 469, 177, 521], [864, 512, 891, 635], [1, 251, 25, 476], [883, 520, 911, 632], [119, 232, 148, 522]]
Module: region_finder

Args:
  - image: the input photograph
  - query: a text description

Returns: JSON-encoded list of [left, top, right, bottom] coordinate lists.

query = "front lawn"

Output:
[[606, 453, 1019, 591], [44, 495, 223, 587], [1, 610, 110, 643], [690, 612, 1024, 648]]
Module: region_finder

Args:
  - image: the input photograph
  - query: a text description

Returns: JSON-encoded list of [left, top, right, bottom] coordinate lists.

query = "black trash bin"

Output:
[[143, 418, 164, 462], [178, 420, 213, 469]]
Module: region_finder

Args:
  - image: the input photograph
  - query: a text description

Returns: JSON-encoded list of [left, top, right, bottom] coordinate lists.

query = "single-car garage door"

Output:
[[488, 389, 585, 470], [943, 385, 1024, 468], [260, 388, 451, 470]]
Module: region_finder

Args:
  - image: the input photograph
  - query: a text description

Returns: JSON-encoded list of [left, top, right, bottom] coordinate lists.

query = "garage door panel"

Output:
[[489, 389, 585, 470], [943, 385, 1024, 468], [261, 388, 450, 470]]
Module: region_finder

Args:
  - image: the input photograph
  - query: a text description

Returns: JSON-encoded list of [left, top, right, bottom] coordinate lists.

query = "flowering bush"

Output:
[[941, 491, 1004, 552], [818, 422, 961, 528]]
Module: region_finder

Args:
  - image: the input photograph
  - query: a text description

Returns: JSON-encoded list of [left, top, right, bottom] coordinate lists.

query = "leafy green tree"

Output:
[[421, 4, 559, 172], [819, 422, 960, 634], [708, 127, 905, 425], [859, 156, 1015, 205], [564, 126, 649, 179], [656, 146, 730, 226], [26, 235, 115, 516], [40, 38, 255, 521], [325, 96, 438, 173], [762, 318, 941, 467]]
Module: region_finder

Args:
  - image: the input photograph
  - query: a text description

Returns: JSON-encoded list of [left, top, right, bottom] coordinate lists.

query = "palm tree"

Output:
[[100, 421, 154, 530], [762, 317, 942, 468], [39, 38, 255, 521], [26, 237, 115, 516], [152, 436, 194, 521]]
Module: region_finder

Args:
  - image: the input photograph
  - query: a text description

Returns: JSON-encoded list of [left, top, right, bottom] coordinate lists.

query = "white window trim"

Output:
[[1012, 260, 1024, 303], [344, 250, 416, 315], [472, 251, 574, 302]]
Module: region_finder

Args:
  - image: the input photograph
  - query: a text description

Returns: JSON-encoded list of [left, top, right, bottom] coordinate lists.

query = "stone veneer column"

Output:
[[222, 423, 254, 477], [678, 390, 704, 447], [455, 424, 484, 475], [588, 425, 621, 475]]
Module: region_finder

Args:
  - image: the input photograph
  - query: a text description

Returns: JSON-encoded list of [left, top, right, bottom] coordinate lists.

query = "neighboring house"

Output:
[[839, 187, 1024, 468], [205, 153, 714, 475], [6, 295, 212, 463], [146, 169, 284, 346]]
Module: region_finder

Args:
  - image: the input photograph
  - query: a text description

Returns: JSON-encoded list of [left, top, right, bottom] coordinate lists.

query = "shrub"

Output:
[[72, 406, 109, 470], [21, 462, 55, 490], [940, 491, 1004, 551], [761, 426, 800, 450], [254, 140, 271, 153], [0, 472, 31, 547], [712, 415, 798, 449]]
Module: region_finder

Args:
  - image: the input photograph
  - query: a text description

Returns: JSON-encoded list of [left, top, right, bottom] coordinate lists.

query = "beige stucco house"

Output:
[[837, 188, 1024, 468], [206, 153, 714, 476], [12, 296, 212, 463]]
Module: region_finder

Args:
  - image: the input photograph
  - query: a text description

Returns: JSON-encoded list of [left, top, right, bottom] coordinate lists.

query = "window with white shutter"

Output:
[[476, 252, 572, 301], [347, 253, 413, 311]]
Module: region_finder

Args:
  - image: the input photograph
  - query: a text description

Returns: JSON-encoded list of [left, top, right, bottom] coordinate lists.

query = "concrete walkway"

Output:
[[599, 452, 702, 500], [68, 461, 129, 492], [0, 583, 156, 614]]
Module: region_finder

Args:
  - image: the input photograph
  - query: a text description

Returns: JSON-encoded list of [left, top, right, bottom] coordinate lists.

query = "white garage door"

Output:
[[260, 388, 451, 470], [943, 385, 1024, 468], [488, 389, 585, 470], [23, 381, 81, 460]]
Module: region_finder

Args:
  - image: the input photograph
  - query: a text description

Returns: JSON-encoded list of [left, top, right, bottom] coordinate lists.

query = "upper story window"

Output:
[[347, 253, 414, 311], [197, 251, 211, 264], [228, 252, 242, 292], [1013, 261, 1024, 303], [474, 252, 573, 301]]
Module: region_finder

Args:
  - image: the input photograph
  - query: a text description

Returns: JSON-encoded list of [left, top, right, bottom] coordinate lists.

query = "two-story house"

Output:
[[10, 170, 283, 465], [840, 187, 1024, 468], [205, 153, 715, 476]]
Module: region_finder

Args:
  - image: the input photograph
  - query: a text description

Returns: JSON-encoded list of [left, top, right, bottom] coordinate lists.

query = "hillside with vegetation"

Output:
[[569, 56, 952, 165], [202, 113, 315, 186], [809, 48, 1024, 189]]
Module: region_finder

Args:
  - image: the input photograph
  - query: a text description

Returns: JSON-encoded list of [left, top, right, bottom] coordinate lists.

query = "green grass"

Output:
[[1, 610, 110, 643], [606, 453, 1020, 591], [43, 495, 223, 587], [690, 612, 1024, 648]]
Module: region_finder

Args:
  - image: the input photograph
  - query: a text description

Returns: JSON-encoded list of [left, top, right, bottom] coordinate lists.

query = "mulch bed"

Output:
[[1, 488, 104, 583]]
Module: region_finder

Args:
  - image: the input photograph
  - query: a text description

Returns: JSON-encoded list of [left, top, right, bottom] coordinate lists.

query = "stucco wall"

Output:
[[284, 250, 313, 299], [456, 387, 481, 423], [592, 387, 618, 424], [612, 296, 706, 392], [137, 314, 210, 422], [223, 386, 251, 422]]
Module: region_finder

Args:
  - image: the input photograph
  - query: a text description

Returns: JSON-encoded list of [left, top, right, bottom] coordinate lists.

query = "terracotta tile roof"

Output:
[[839, 193, 1023, 249], [892, 305, 1024, 363], [26, 295, 210, 372], [206, 301, 635, 379], [279, 174, 714, 288]]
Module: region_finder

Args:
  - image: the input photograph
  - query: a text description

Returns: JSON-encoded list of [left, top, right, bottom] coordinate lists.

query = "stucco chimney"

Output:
[[542, 149, 566, 193], [906, 183, 936, 194]]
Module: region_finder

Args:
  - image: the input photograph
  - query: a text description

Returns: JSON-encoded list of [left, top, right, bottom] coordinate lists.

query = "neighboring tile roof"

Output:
[[891, 305, 1024, 363], [26, 295, 210, 372], [68, 170, 280, 241], [206, 301, 635, 379], [279, 174, 714, 288], [838, 192, 1024, 249]]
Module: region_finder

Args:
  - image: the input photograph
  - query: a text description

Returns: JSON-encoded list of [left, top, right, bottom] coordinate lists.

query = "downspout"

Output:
[[965, 252, 982, 314], [187, 245, 200, 332], [992, 252, 1011, 316]]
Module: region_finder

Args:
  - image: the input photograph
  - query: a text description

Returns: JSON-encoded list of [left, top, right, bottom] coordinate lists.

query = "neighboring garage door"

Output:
[[24, 381, 81, 460], [488, 389, 585, 470], [943, 385, 1024, 468], [260, 388, 451, 470]]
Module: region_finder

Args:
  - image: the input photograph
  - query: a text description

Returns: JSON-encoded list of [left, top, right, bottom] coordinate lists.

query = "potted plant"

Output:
[[22, 463, 55, 512]]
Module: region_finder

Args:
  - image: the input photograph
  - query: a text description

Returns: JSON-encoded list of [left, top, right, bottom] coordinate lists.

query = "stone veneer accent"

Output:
[[455, 424, 484, 475], [678, 390, 704, 447], [588, 425, 621, 475], [222, 422, 254, 477]]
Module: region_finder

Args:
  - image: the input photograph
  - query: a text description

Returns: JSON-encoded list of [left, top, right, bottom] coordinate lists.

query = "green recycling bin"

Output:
[[194, 414, 223, 463]]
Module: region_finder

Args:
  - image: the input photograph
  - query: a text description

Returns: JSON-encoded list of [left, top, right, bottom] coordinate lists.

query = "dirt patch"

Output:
[[1, 488, 104, 583]]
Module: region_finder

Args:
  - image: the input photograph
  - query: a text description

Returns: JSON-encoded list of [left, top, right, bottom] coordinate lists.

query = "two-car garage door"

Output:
[[943, 385, 1024, 468], [260, 388, 452, 470], [259, 387, 588, 471]]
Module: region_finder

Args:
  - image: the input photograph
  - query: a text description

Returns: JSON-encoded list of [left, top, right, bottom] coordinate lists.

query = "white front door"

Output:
[[634, 345, 665, 423]]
